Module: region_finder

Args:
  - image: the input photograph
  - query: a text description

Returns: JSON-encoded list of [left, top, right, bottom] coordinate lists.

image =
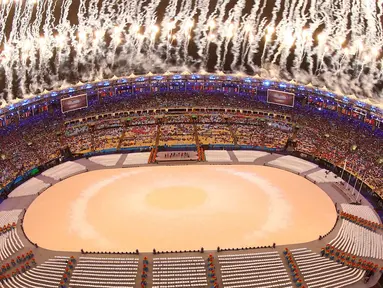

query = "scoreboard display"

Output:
[[61, 94, 88, 113], [267, 89, 295, 107]]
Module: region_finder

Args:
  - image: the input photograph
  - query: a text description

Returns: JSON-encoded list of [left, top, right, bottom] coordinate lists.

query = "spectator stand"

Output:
[[42, 161, 87, 181], [88, 154, 123, 167], [218, 250, 292, 288], [8, 178, 51, 199], [69, 256, 139, 288], [1, 256, 71, 288], [291, 248, 365, 288], [267, 155, 318, 175]]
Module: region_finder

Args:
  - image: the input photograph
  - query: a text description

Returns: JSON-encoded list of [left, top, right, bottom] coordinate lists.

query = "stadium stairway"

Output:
[[192, 121, 201, 151], [140, 255, 153, 288], [117, 126, 126, 150], [282, 249, 307, 288], [227, 123, 238, 146], [155, 124, 161, 148], [210, 253, 224, 288]]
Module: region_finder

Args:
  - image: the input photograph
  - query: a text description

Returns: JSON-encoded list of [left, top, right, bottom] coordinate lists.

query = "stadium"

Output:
[[1, 0, 383, 288], [0, 72, 382, 288]]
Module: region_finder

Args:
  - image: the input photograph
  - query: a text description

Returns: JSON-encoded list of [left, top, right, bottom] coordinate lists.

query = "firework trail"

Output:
[[0, 0, 381, 104]]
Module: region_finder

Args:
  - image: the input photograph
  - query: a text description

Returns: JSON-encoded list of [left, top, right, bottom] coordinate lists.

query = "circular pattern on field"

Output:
[[23, 165, 336, 252]]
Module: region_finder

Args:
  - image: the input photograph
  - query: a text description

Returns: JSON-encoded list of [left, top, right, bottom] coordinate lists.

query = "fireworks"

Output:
[[0, 0, 382, 103]]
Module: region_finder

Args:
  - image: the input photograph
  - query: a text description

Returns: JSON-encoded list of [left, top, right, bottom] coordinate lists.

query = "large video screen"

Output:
[[61, 94, 88, 113], [267, 89, 295, 107]]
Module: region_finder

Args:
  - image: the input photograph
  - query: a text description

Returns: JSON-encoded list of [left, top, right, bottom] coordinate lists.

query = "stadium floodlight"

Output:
[[351, 144, 357, 151], [378, 158, 383, 165]]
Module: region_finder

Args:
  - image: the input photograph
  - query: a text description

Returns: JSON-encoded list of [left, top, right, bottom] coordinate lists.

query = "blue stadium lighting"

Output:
[[85, 84, 93, 89], [68, 87, 75, 92], [298, 86, 305, 90], [209, 75, 217, 80], [244, 78, 251, 83], [356, 101, 365, 107], [136, 77, 145, 82], [263, 81, 270, 86], [103, 81, 110, 86], [51, 92, 58, 97], [154, 76, 163, 80], [191, 74, 200, 79], [173, 74, 182, 80], [279, 83, 287, 88]]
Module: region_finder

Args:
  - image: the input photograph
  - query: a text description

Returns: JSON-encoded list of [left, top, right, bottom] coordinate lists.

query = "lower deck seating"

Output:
[[340, 204, 380, 223], [329, 220, 383, 259], [152, 256, 207, 288], [159, 124, 195, 146], [1, 256, 69, 288], [205, 150, 232, 162], [0, 210, 23, 227], [291, 248, 365, 288], [69, 256, 139, 288], [218, 251, 292, 288], [0, 229, 24, 261], [0, 210, 24, 261], [197, 124, 233, 145]]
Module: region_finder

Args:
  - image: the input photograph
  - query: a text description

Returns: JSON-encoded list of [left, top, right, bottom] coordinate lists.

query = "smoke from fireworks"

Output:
[[0, 0, 382, 105]]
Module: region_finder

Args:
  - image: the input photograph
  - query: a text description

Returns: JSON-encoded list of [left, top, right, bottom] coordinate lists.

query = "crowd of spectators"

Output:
[[93, 127, 123, 151], [159, 124, 195, 146], [0, 91, 381, 200], [197, 124, 234, 145], [121, 126, 157, 148], [293, 106, 382, 195]]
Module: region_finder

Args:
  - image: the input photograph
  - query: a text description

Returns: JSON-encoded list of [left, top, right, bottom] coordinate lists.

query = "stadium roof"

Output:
[[0, 72, 382, 117]]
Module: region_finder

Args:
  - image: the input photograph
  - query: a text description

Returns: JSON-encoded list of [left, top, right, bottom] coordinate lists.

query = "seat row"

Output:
[[152, 256, 207, 288], [0, 210, 23, 227], [291, 248, 365, 288], [69, 257, 139, 288], [218, 252, 291, 288], [329, 219, 383, 259], [1, 257, 69, 288], [340, 204, 380, 223], [0, 229, 24, 261]]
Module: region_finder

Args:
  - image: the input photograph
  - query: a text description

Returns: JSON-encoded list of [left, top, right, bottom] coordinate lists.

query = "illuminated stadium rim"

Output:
[[0, 72, 382, 117]]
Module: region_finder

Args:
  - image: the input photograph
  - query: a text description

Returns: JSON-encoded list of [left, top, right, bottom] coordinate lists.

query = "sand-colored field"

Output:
[[24, 165, 337, 252]]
